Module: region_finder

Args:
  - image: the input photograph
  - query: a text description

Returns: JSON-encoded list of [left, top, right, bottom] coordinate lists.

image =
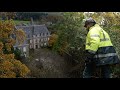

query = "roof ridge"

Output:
[[32, 24, 46, 26]]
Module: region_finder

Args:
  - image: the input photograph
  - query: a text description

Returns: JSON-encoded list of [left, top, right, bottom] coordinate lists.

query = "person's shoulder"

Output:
[[94, 24, 101, 28], [90, 25, 99, 32]]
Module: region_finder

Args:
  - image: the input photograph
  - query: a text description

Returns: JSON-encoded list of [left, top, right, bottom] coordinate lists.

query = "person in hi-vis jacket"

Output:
[[83, 17, 120, 78]]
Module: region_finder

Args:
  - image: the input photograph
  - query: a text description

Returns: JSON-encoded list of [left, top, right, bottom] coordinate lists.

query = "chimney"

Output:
[[30, 17, 34, 35], [30, 17, 34, 25]]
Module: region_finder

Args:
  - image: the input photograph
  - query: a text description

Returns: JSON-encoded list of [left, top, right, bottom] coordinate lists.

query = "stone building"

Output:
[[13, 24, 51, 58]]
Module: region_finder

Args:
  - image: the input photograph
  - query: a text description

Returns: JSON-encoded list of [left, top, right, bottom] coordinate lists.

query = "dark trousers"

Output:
[[83, 62, 112, 78]]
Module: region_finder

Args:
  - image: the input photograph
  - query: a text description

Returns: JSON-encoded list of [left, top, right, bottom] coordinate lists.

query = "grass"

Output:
[[14, 20, 30, 25]]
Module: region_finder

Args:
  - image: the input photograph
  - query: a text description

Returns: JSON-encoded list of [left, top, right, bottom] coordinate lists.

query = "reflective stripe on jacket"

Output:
[[85, 24, 120, 66]]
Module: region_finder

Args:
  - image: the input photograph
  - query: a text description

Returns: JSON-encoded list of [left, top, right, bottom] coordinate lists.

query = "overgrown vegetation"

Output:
[[0, 19, 30, 78], [48, 12, 120, 78], [1, 12, 120, 78]]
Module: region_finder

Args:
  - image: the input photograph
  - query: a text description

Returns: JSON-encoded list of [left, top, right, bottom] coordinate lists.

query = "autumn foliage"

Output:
[[0, 19, 30, 78], [48, 34, 58, 48], [15, 29, 26, 45]]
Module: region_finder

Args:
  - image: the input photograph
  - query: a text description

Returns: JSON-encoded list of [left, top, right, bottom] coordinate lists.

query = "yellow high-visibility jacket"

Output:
[[86, 24, 120, 66]]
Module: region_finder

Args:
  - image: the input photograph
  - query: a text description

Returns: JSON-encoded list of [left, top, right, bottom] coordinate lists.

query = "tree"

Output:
[[0, 12, 16, 20], [52, 12, 85, 55], [15, 29, 26, 45], [0, 19, 30, 78], [13, 47, 22, 60], [48, 33, 58, 48]]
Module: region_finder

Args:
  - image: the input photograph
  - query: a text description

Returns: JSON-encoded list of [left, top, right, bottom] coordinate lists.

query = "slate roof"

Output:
[[14, 24, 50, 47], [15, 25, 33, 39], [15, 24, 50, 39], [33, 25, 50, 35]]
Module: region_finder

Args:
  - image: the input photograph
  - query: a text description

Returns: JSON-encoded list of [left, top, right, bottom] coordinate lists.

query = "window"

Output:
[[41, 43, 43, 46], [37, 39, 39, 43], [23, 47, 26, 52], [48, 38, 49, 41], [44, 33, 46, 36], [36, 45, 38, 49], [44, 43, 46, 46], [35, 39, 37, 43], [30, 40, 32, 43], [41, 33, 43, 36], [41, 39, 43, 42]]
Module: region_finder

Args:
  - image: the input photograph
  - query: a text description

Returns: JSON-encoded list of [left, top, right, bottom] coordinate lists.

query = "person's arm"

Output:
[[85, 29, 100, 62]]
